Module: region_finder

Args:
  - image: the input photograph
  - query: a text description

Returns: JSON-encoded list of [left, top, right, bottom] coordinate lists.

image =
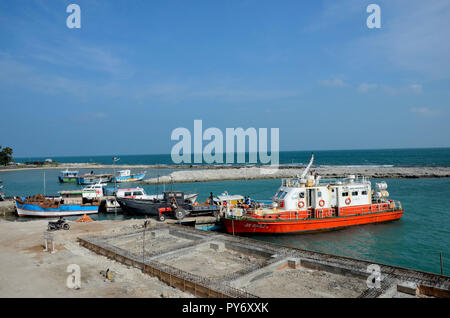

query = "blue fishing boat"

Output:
[[113, 170, 146, 183], [58, 169, 79, 183], [14, 192, 99, 217]]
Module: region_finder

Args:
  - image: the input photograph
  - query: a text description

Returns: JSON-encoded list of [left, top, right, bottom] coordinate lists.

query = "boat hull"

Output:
[[117, 198, 167, 216], [15, 200, 99, 217], [114, 174, 145, 183], [222, 210, 404, 234], [77, 175, 112, 185], [58, 176, 78, 183]]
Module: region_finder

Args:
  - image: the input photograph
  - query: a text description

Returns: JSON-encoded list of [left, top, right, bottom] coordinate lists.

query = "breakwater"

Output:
[[143, 166, 450, 184]]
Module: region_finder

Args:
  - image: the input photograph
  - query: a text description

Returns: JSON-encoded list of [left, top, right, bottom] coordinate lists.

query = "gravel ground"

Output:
[[0, 218, 192, 298], [244, 267, 367, 298]]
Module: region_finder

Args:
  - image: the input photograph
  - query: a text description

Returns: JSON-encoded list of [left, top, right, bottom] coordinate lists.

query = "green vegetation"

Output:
[[0, 146, 13, 166]]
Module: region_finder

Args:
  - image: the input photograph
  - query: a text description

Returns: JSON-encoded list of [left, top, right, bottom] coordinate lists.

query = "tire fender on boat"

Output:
[[298, 201, 305, 209], [345, 198, 351, 205], [319, 200, 325, 207]]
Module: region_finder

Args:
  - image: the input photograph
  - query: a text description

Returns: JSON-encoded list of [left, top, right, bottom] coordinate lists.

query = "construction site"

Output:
[[0, 215, 449, 298], [78, 222, 450, 298]]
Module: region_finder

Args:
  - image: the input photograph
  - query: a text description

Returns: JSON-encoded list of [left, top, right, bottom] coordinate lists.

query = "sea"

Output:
[[2, 148, 450, 275]]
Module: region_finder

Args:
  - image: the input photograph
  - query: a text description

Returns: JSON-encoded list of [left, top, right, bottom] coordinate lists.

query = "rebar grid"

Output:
[[79, 223, 450, 298]]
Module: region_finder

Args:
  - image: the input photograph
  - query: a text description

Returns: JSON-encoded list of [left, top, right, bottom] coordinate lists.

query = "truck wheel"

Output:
[[175, 208, 185, 220], [158, 214, 166, 222], [63, 223, 70, 230]]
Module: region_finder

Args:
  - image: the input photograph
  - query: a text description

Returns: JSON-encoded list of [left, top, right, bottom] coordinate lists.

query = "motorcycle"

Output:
[[48, 218, 70, 231]]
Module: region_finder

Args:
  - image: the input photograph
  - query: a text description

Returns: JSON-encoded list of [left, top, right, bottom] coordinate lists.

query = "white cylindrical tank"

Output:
[[376, 182, 388, 191]]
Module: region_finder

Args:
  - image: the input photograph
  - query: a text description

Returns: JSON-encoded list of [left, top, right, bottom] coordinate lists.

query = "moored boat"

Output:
[[15, 192, 100, 217], [58, 169, 79, 183], [76, 172, 113, 185], [115, 187, 198, 203], [117, 190, 216, 221], [113, 170, 146, 183], [104, 187, 198, 213], [221, 154, 404, 234]]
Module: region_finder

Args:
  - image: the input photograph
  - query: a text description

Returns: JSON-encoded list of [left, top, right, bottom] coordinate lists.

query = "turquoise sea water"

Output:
[[2, 148, 450, 275], [14, 147, 450, 167]]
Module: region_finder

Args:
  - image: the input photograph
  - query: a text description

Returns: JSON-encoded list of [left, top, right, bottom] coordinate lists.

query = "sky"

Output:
[[0, 0, 449, 158]]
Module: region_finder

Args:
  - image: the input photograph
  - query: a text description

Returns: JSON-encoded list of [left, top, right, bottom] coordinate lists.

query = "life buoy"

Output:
[[319, 200, 325, 207], [298, 201, 305, 209], [345, 198, 351, 205]]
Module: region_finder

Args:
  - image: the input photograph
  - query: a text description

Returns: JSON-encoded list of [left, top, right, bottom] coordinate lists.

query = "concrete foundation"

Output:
[[78, 223, 450, 298]]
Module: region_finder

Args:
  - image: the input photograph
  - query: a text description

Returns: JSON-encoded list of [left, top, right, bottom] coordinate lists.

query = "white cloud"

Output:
[[353, 1, 450, 80], [409, 84, 423, 94], [410, 107, 440, 117], [319, 78, 349, 88], [357, 83, 377, 93], [382, 84, 423, 95]]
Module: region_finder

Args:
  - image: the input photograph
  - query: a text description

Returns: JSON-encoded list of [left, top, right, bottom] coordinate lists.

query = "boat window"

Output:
[[318, 191, 322, 198], [133, 191, 143, 196], [125, 192, 132, 196], [362, 190, 368, 195], [342, 192, 348, 197], [299, 192, 305, 199], [352, 191, 358, 196], [280, 192, 288, 199], [275, 191, 283, 198]]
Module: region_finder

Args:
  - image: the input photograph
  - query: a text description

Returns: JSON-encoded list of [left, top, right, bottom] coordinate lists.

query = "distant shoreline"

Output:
[[2, 163, 449, 181]]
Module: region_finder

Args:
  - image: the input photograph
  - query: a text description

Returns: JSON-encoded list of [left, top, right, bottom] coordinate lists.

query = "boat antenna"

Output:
[[298, 152, 314, 180], [156, 174, 159, 196], [43, 171, 46, 196]]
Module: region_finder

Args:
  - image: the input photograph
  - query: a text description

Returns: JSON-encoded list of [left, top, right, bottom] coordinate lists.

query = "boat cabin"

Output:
[[272, 174, 372, 211], [163, 191, 185, 205], [116, 187, 147, 199], [60, 169, 79, 177], [117, 170, 131, 177]]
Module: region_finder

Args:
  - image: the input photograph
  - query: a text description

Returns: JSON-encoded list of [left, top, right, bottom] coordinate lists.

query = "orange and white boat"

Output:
[[221, 154, 404, 234]]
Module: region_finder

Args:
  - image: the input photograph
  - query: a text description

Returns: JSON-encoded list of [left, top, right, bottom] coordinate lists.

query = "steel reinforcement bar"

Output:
[[78, 237, 258, 298]]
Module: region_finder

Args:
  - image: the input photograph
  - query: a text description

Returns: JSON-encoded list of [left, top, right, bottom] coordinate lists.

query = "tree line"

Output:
[[0, 146, 13, 166]]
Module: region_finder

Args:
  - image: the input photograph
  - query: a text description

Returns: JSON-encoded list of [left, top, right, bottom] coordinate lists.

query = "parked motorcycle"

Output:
[[48, 218, 70, 231]]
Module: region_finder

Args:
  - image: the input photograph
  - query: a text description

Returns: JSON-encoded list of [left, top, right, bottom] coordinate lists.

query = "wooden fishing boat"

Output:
[[14, 192, 99, 217]]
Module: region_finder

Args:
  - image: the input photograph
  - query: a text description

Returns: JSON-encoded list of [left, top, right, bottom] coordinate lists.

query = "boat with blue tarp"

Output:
[[14, 191, 100, 217]]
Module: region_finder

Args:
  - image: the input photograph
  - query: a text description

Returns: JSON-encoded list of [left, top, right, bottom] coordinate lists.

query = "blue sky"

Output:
[[0, 0, 449, 157]]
